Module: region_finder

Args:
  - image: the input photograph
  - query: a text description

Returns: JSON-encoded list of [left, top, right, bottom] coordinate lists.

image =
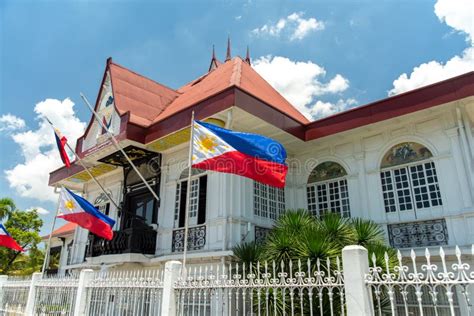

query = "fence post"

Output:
[[73, 269, 94, 316], [0, 275, 8, 310], [161, 260, 182, 316], [25, 272, 42, 316], [342, 245, 374, 316]]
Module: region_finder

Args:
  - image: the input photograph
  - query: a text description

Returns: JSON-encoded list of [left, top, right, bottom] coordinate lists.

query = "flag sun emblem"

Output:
[[65, 200, 75, 211], [197, 134, 219, 154]]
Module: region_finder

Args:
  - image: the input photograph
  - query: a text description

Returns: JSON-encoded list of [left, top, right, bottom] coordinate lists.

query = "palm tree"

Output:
[[233, 210, 396, 315], [0, 198, 16, 221]]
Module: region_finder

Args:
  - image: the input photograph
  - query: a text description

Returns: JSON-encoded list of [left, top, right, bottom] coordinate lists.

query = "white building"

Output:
[[48, 48, 474, 274]]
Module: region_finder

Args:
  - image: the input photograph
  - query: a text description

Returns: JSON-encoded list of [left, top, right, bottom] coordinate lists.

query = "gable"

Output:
[[82, 71, 122, 152]]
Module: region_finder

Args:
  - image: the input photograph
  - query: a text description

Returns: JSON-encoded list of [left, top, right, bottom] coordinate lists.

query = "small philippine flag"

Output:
[[0, 224, 24, 252], [58, 187, 115, 240], [53, 128, 71, 168]]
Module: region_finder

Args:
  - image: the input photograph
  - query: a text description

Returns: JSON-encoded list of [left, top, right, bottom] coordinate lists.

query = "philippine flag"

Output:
[[53, 128, 71, 168], [58, 187, 115, 240], [192, 121, 288, 188], [0, 224, 23, 252]]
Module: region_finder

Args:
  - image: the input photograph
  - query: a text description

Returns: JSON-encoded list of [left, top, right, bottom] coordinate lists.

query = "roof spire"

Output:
[[208, 45, 218, 72], [225, 36, 231, 61], [245, 46, 251, 65]]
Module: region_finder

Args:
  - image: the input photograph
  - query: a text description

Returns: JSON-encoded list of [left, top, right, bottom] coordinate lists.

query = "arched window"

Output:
[[306, 162, 350, 218], [380, 142, 442, 213], [174, 168, 207, 228]]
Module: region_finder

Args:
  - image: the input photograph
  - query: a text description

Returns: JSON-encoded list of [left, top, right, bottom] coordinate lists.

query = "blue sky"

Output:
[[0, 0, 472, 234]]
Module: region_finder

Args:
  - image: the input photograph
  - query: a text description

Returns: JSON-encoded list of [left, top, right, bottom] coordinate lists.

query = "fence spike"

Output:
[[455, 245, 461, 259]]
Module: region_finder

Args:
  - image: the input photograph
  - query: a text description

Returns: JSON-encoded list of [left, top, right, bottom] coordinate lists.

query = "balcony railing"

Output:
[[86, 227, 157, 257], [387, 218, 448, 248], [172, 225, 206, 252]]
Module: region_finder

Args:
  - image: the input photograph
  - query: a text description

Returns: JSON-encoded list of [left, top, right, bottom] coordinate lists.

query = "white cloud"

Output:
[[0, 114, 26, 132], [5, 98, 86, 202], [253, 55, 354, 119], [252, 12, 324, 41], [389, 47, 474, 95], [434, 0, 474, 43], [26, 207, 50, 215], [389, 0, 474, 95]]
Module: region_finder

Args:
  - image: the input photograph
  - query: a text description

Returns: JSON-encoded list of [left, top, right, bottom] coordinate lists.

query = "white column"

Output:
[[25, 272, 42, 316], [73, 269, 94, 316], [161, 260, 182, 316], [342, 245, 374, 316]]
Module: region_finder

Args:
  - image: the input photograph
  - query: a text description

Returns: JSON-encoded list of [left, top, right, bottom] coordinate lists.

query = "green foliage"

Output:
[[0, 198, 16, 221], [0, 207, 44, 275], [232, 209, 396, 315]]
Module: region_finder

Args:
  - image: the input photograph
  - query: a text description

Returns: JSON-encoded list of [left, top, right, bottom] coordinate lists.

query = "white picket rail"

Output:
[[85, 269, 164, 316], [33, 274, 79, 316], [0, 275, 31, 315], [0, 245, 472, 315], [174, 257, 345, 315], [366, 246, 473, 316]]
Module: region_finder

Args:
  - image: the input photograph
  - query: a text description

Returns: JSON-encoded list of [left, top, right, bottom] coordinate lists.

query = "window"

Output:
[[254, 182, 285, 220], [306, 162, 350, 218], [94, 192, 111, 216], [174, 169, 207, 228], [380, 143, 442, 213]]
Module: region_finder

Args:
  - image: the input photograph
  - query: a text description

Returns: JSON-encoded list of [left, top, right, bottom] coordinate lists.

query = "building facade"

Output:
[[48, 50, 474, 274]]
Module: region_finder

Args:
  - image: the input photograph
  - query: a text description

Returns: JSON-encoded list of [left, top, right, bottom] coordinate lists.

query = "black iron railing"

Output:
[[172, 225, 206, 252], [387, 218, 448, 248], [87, 227, 157, 257]]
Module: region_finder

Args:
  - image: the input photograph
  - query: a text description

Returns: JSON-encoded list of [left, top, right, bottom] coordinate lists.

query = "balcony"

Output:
[[87, 227, 157, 257], [172, 225, 206, 252]]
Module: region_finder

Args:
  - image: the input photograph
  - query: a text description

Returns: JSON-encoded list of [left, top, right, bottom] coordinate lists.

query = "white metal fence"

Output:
[[33, 274, 79, 316], [0, 245, 472, 315], [85, 270, 164, 316], [366, 246, 471, 316], [175, 258, 345, 315], [0, 275, 31, 315]]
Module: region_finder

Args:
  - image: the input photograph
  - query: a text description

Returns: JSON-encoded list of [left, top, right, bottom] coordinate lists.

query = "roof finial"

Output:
[[208, 44, 218, 72], [245, 46, 251, 65], [225, 36, 231, 61]]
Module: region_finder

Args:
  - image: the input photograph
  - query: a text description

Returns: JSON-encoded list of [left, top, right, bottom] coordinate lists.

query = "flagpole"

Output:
[[41, 187, 61, 274], [79, 93, 160, 205], [182, 111, 195, 274], [45, 117, 121, 211]]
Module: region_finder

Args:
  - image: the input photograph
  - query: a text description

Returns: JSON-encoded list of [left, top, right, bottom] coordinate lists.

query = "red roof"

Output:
[[42, 222, 77, 240], [109, 62, 180, 126], [49, 61, 474, 185], [108, 57, 310, 127]]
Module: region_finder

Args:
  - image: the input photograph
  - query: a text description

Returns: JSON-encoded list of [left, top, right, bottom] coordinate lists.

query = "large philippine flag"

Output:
[[58, 188, 115, 240], [192, 121, 288, 188], [53, 128, 71, 168], [0, 224, 23, 252]]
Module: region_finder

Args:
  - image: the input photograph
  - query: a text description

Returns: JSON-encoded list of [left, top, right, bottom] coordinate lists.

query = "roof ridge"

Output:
[[229, 57, 242, 86], [110, 61, 181, 96]]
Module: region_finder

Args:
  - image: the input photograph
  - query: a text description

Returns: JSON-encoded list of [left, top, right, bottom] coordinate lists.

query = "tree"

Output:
[[0, 198, 16, 221], [0, 209, 43, 274], [233, 210, 396, 315]]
